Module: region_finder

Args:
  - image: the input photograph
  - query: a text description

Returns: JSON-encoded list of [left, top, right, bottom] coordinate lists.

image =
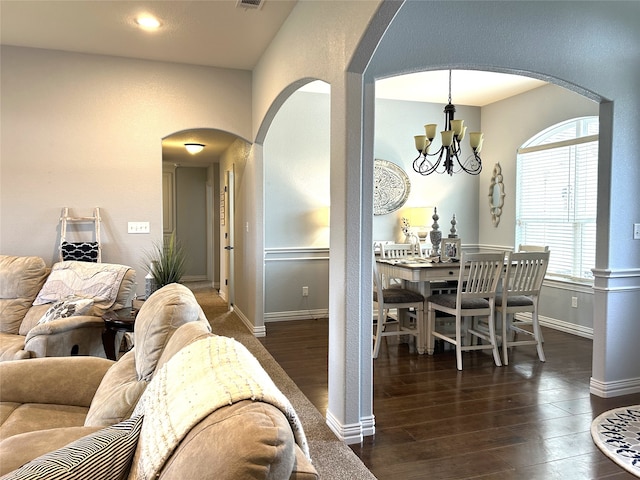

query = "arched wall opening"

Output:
[[260, 81, 331, 375], [357, 0, 639, 408]]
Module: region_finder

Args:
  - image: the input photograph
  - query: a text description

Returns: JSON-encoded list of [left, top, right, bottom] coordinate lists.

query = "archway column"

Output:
[[325, 72, 375, 443]]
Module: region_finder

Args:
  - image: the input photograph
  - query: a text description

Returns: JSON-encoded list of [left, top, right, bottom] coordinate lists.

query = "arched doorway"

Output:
[[162, 128, 247, 306]]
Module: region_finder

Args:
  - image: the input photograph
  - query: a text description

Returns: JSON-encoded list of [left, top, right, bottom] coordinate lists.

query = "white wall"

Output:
[[0, 46, 251, 295]]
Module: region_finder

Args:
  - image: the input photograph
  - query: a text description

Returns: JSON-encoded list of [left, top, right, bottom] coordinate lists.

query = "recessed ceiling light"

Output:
[[135, 15, 161, 30]]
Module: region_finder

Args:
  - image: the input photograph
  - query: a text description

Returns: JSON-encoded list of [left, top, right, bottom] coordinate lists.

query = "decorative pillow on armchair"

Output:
[[4, 415, 143, 480], [38, 296, 94, 324]]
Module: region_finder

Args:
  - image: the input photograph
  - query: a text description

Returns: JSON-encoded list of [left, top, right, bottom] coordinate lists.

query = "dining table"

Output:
[[376, 256, 463, 355]]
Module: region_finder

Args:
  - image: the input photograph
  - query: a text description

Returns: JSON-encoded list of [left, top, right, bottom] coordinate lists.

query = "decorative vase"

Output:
[[144, 266, 157, 299], [429, 207, 441, 256], [449, 214, 458, 238]]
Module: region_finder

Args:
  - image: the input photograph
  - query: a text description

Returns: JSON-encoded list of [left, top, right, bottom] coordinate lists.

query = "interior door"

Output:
[[224, 168, 235, 309]]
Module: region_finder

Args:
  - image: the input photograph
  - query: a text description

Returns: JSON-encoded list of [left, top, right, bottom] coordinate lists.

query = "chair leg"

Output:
[[373, 307, 384, 359], [427, 304, 435, 355], [455, 315, 463, 370], [532, 307, 546, 362], [487, 311, 502, 367], [502, 310, 510, 366]]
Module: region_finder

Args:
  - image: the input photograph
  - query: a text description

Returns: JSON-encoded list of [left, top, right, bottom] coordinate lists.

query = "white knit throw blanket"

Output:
[[128, 335, 310, 480]]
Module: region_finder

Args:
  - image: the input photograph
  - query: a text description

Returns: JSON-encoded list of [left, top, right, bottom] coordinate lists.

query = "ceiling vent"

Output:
[[236, 0, 264, 9]]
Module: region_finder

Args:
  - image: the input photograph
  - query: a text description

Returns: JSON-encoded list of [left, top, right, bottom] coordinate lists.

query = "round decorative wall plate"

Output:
[[373, 159, 411, 215]]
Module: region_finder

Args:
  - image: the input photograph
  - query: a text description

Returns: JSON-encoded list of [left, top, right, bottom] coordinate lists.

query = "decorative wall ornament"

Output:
[[373, 159, 411, 215], [488, 163, 506, 227]]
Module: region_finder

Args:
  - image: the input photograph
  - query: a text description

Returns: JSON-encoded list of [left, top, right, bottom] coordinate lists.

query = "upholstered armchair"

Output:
[[0, 255, 135, 361]]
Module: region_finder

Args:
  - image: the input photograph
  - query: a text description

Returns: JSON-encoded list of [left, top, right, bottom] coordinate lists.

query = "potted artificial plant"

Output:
[[145, 234, 187, 294]]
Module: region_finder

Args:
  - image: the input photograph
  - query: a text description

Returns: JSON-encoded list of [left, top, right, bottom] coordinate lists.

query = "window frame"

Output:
[[515, 116, 598, 284]]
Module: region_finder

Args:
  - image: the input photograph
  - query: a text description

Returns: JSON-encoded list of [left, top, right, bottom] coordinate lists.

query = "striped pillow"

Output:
[[4, 415, 143, 480]]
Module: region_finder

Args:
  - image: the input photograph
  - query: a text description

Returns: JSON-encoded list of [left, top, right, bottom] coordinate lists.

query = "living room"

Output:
[[1, 0, 639, 463]]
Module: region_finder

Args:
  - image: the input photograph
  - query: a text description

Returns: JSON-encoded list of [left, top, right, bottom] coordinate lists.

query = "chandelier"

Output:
[[412, 70, 484, 176]]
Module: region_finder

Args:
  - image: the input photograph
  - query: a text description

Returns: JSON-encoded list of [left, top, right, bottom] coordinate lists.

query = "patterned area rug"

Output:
[[591, 405, 640, 477]]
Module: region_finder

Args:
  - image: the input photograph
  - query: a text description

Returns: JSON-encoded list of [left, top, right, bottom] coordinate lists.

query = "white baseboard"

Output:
[[515, 312, 593, 339], [264, 309, 329, 322], [325, 410, 373, 445], [233, 306, 266, 337], [590, 376, 640, 397]]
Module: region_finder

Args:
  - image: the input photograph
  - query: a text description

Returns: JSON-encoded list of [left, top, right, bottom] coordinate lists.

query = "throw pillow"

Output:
[[60, 241, 100, 262], [4, 415, 143, 480], [38, 296, 94, 324]]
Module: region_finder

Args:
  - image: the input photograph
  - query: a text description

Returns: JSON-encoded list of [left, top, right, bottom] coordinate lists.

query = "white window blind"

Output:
[[516, 117, 598, 282]]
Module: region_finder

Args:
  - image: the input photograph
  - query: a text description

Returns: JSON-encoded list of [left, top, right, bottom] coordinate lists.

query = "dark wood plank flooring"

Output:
[[260, 319, 640, 479]]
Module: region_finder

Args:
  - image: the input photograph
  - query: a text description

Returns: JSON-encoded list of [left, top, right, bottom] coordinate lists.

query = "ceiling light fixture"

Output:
[[184, 143, 205, 155], [135, 15, 161, 30], [412, 70, 484, 176]]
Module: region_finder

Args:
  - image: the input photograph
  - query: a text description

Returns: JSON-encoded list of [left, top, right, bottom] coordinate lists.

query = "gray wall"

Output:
[[176, 166, 208, 280], [263, 89, 330, 319], [374, 98, 481, 245], [481, 83, 599, 335], [0, 45, 251, 293], [263, 82, 597, 337]]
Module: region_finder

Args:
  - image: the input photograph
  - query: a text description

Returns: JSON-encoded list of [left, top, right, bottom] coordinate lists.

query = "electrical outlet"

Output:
[[634, 223, 640, 240], [128, 221, 150, 234], [571, 296, 578, 308], [302, 286, 309, 297]]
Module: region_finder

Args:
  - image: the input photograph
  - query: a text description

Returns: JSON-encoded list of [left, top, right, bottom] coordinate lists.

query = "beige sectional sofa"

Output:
[[0, 255, 135, 361], [0, 283, 318, 479]]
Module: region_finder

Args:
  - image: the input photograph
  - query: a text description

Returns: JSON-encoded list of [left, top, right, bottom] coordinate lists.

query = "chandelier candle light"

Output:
[[413, 70, 484, 176]]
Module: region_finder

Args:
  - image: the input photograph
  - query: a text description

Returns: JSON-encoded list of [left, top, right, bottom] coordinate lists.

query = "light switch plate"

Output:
[[634, 223, 640, 240], [128, 221, 150, 234]]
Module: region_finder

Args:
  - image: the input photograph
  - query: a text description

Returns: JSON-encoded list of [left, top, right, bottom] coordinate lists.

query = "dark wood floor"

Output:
[[260, 319, 640, 479]]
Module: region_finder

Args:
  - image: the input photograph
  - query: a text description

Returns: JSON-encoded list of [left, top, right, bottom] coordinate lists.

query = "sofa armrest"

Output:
[[0, 356, 113, 407], [23, 315, 106, 358], [24, 315, 104, 341]]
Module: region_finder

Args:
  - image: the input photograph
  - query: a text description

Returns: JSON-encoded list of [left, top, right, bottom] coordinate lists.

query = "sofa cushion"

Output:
[[0, 426, 103, 476], [0, 334, 30, 361], [37, 296, 93, 324], [4, 415, 142, 480], [155, 320, 213, 371], [0, 404, 90, 440], [0, 256, 48, 335], [133, 283, 209, 382], [84, 351, 147, 428], [18, 305, 49, 337]]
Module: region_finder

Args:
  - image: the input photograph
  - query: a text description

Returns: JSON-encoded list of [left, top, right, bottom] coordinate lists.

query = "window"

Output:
[[516, 117, 598, 283]]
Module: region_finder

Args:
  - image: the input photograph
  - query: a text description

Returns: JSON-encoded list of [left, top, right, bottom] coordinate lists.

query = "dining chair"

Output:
[[380, 242, 422, 259], [427, 252, 505, 370], [372, 253, 425, 358], [497, 250, 549, 365], [514, 244, 549, 342], [518, 244, 549, 252]]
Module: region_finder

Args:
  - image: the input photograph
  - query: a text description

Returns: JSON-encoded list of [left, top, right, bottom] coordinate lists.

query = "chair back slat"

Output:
[[381, 243, 421, 259], [459, 252, 505, 299], [504, 251, 549, 297], [518, 244, 549, 252]]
